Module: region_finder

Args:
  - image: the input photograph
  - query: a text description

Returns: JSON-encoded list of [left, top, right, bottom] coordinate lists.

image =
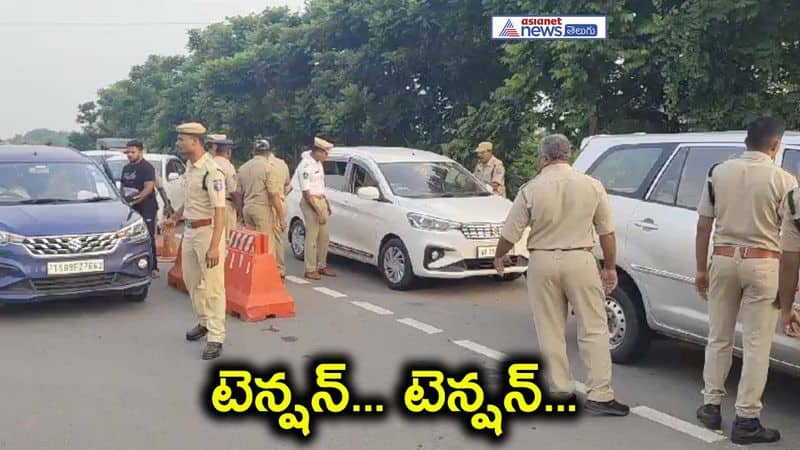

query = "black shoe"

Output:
[[696, 404, 722, 430], [202, 342, 223, 360], [185, 324, 208, 341], [584, 399, 630, 417], [731, 417, 780, 445]]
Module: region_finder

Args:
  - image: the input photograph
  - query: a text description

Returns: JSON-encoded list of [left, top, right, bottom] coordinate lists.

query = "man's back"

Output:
[[237, 156, 272, 207]]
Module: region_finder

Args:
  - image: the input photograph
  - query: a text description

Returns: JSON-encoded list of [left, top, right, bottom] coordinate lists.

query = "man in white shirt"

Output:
[[297, 137, 334, 280]]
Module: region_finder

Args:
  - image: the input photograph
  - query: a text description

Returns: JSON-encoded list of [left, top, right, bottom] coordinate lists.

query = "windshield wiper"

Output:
[[84, 196, 115, 203], [16, 198, 76, 205]]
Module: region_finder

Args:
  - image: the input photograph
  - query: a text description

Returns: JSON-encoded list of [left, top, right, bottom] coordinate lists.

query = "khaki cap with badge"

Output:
[[176, 122, 207, 135], [475, 141, 493, 153], [313, 137, 334, 153]]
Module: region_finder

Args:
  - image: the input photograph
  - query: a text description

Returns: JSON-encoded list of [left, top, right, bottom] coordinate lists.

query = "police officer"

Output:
[[297, 137, 334, 280], [494, 134, 628, 416], [777, 183, 800, 338], [208, 134, 238, 238], [170, 122, 227, 361], [267, 143, 292, 278], [474, 141, 506, 197], [695, 117, 796, 444], [236, 139, 283, 264]]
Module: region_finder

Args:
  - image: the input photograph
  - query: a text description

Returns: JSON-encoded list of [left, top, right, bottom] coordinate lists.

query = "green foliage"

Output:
[[6, 129, 71, 146]]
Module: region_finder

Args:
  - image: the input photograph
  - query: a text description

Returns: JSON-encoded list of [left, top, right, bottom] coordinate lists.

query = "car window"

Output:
[[649, 148, 688, 205], [588, 146, 668, 198], [165, 159, 182, 178], [351, 163, 379, 193], [676, 146, 743, 210], [0, 162, 119, 204], [323, 160, 348, 191], [781, 148, 800, 182], [379, 161, 489, 198]]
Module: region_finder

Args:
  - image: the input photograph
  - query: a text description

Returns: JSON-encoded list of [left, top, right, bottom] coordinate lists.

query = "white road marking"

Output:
[[285, 276, 310, 285], [452, 340, 506, 361], [631, 406, 726, 443], [351, 301, 394, 315], [397, 318, 443, 335], [313, 287, 347, 298]]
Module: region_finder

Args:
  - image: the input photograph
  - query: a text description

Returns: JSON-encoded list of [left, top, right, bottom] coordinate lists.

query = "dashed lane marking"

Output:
[[397, 318, 443, 335], [451, 340, 506, 361], [285, 275, 310, 285], [630, 406, 726, 443], [313, 287, 347, 298], [351, 301, 394, 315]]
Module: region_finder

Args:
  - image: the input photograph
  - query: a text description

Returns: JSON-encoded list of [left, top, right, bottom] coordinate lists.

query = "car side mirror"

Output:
[[167, 172, 180, 182], [357, 186, 381, 201]]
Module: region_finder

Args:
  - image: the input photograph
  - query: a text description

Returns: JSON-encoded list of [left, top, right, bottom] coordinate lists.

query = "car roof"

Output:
[[0, 144, 91, 163], [328, 146, 452, 163], [580, 130, 800, 149], [82, 150, 124, 156]]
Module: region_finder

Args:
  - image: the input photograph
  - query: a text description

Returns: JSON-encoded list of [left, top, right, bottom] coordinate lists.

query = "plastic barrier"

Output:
[[167, 236, 188, 293], [156, 219, 178, 261], [225, 228, 295, 321]]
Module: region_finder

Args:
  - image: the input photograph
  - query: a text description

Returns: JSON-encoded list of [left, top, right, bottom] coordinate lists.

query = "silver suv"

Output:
[[573, 131, 800, 375]]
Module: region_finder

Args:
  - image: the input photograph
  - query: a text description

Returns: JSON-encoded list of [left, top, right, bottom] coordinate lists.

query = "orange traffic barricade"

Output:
[[225, 228, 295, 321], [167, 236, 188, 293], [156, 219, 178, 261]]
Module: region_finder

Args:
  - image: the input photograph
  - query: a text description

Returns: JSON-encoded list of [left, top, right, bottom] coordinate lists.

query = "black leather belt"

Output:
[[530, 248, 592, 252]]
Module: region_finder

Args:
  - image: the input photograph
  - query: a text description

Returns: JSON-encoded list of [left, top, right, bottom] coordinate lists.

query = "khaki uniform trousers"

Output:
[[527, 250, 614, 402], [703, 254, 779, 418], [270, 199, 288, 276], [243, 204, 272, 234], [182, 225, 226, 344], [301, 197, 330, 273], [224, 201, 238, 241]]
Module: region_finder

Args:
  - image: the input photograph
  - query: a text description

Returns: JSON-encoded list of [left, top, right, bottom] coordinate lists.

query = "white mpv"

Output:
[[286, 147, 529, 290]]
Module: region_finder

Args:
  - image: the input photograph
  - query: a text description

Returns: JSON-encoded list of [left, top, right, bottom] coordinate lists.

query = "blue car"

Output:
[[0, 145, 152, 303]]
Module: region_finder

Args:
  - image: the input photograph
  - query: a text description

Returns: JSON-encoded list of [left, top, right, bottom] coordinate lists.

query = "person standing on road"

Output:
[[493, 134, 629, 417], [209, 134, 239, 239], [473, 141, 506, 197], [296, 137, 334, 280], [266, 141, 292, 278], [694, 117, 796, 444], [170, 122, 227, 361], [776, 187, 800, 338], [121, 139, 160, 278]]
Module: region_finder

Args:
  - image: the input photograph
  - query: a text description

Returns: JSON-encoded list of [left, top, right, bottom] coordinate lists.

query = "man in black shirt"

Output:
[[122, 139, 159, 277]]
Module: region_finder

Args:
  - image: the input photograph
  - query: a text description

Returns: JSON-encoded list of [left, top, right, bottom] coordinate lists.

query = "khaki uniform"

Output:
[[182, 152, 227, 344], [697, 151, 796, 418], [501, 163, 615, 402], [474, 156, 506, 197], [237, 154, 282, 235], [213, 155, 238, 238], [268, 154, 292, 276], [297, 156, 330, 273]]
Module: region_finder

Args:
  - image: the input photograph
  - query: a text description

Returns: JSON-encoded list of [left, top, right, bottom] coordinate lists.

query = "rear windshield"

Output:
[[0, 162, 119, 205]]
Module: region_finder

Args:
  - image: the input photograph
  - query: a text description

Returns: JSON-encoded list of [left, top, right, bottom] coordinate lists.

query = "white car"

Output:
[[286, 147, 529, 290], [106, 153, 187, 226]]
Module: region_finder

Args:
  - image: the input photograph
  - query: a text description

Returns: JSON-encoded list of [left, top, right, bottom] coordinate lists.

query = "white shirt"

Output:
[[296, 156, 326, 196]]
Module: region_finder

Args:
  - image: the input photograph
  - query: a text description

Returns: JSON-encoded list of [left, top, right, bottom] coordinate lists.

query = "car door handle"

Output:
[[633, 218, 659, 231]]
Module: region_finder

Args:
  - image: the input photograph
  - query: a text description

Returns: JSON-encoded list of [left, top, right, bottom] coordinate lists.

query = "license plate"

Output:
[[47, 259, 105, 276], [477, 246, 497, 259]]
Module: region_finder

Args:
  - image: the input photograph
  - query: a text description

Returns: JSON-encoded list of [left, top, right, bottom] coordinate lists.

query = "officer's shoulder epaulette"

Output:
[[201, 167, 225, 192]]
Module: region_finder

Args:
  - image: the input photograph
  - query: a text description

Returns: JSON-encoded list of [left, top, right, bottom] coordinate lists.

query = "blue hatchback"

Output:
[[0, 145, 152, 303]]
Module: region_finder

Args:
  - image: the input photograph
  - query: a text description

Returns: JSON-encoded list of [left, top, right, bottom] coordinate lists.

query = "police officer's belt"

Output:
[[186, 219, 213, 229], [713, 246, 779, 259], [530, 247, 592, 252]]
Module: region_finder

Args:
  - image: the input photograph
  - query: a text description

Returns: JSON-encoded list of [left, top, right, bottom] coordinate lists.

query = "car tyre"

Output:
[[606, 284, 650, 364], [379, 238, 415, 290], [289, 219, 305, 261], [125, 286, 149, 302]]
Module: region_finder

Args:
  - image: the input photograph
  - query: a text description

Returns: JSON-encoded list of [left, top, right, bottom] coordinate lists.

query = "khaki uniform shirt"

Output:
[[474, 156, 506, 196], [268, 155, 292, 200], [237, 155, 282, 208], [698, 151, 797, 253], [501, 163, 614, 250], [183, 152, 226, 221], [781, 188, 800, 252], [213, 155, 238, 201]]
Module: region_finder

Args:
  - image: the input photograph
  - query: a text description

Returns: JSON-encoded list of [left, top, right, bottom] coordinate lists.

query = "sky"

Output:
[[0, 0, 304, 138]]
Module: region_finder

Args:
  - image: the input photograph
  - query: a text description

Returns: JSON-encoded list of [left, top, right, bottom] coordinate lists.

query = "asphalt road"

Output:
[[1, 253, 799, 450]]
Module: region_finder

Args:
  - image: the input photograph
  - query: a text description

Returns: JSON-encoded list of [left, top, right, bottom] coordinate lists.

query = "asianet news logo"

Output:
[[492, 16, 607, 40]]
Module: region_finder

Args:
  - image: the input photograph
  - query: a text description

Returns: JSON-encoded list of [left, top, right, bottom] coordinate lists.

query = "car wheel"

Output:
[[606, 284, 650, 364], [125, 286, 149, 302], [289, 219, 305, 261], [379, 238, 415, 290], [493, 273, 523, 282]]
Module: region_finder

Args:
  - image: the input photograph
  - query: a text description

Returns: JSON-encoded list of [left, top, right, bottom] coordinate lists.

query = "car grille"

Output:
[[31, 274, 117, 292], [22, 233, 119, 257], [461, 223, 504, 240]]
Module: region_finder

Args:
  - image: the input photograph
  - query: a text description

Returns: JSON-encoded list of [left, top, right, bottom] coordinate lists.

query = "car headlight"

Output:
[[0, 231, 24, 246], [116, 219, 149, 242], [407, 213, 462, 232]]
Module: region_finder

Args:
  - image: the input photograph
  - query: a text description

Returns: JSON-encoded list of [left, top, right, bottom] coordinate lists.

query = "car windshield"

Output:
[[379, 161, 490, 198], [0, 162, 119, 205], [107, 159, 127, 181]]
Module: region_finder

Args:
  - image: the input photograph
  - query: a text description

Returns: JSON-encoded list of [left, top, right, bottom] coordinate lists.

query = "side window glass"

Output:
[[649, 149, 688, 206], [781, 148, 800, 183], [676, 146, 743, 210], [352, 164, 379, 193], [323, 160, 348, 191], [588, 146, 666, 198]]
